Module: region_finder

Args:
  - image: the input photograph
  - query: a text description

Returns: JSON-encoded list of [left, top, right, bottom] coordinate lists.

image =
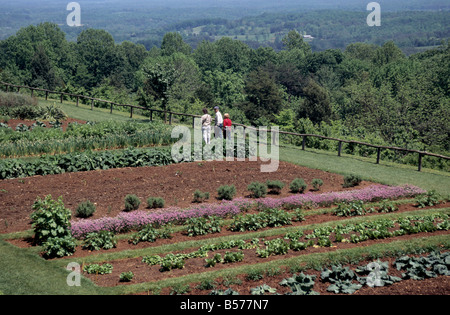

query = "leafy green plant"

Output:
[[42, 235, 77, 258], [75, 200, 96, 218], [217, 185, 236, 200], [205, 254, 223, 268], [280, 273, 319, 295], [119, 271, 134, 282], [415, 190, 441, 208], [311, 178, 324, 191], [82, 231, 117, 251], [247, 181, 267, 198], [320, 265, 362, 294], [129, 224, 173, 245], [146, 196, 165, 209], [250, 284, 277, 295], [124, 194, 141, 212], [333, 200, 367, 217], [343, 175, 362, 188], [30, 195, 72, 246], [223, 251, 244, 264], [266, 180, 285, 194], [289, 178, 307, 193], [193, 190, 210, 203], [246, 269, 264, 281], [377, 200, 398, 213], [160, 253, 185, 272]]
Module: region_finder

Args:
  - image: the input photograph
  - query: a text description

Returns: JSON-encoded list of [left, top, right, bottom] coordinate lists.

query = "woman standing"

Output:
[[201, 108, 212, 144]]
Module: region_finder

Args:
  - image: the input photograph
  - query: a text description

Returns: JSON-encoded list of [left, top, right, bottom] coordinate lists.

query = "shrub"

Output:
[[343, 175, 362, 188], [266, 180, 285, 194], [217, 185, 236, 200], [185, 216, 223, 237], [124, 194, 141, 211], [42, 235, 76, 258], [193, 190, 210, 203], [83, 263, 113, 275], [311, 179, 324, 191], [119, 271, 134, 282], [147, 197, 165, 209], [289, 178, 307, 193], [247, 181, 267, 198], [75, 201, 96, 218], [415, 190, 441, 208], [82, 231, 117, 251], [30, 195, 72, 246], [223, 251, 244, 263]]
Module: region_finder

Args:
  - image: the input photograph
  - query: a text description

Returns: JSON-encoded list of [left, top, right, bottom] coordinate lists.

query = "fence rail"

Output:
[[1, 81, 449, 172]]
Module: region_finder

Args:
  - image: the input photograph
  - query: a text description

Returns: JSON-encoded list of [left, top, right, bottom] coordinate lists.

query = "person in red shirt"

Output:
[[223, 113, 232, 139]]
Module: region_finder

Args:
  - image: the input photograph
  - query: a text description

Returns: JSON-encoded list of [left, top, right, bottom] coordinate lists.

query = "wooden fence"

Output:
[[1, 81, 449, 172]]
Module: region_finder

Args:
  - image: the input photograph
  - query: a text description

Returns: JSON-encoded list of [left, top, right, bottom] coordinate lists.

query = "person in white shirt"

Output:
[[201, 108, 212, 144], [214, 106, 223, 139]]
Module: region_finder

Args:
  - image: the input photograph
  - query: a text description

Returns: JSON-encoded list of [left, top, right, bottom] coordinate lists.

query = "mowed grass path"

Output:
[[0, 97, 447, 295]]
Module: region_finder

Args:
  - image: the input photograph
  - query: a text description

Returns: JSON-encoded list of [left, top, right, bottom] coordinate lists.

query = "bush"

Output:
[[119, 271, 134, 282], [217, 185, 236, 200], [289, 178, 307, 193], [247, 182, 267, 198], [266, 180, 285, 194], [415, 190, 441, 208], [82, 231, 117, 251], [312, 179, 324, 191], [193, 190, 210, 203], [185, 216, 223, 237], [42, 235, 76, 258], [30, 195, 72, 246], [146, 197, 165, 209], [75, 201, 96, 218], [343, 175, 362, 188], [83, 263, 113, 275], [124, 194, 141, 211]]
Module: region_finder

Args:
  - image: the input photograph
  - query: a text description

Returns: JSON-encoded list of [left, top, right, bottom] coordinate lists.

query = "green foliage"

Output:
[[333, 200, 367, 217], [343, 175, 362, 188], [247, 181, 267, 198], [42, 236, 76, 259], [185, 216, 223, 237], [280, 273, 319, 295], [119, 271, 134, 282], [30, 195, 72, 246], [320, 265, 362, 294], [124, 194, 141, 212], [289, 178, 307, 193], [257, 238, 290, 258], [223, 251, 244, 264], [229, 208, 293, 232], [129, 224, 173, 245], [250, 284, 277, 295], [146, 197, 165, 209], [217, 184, 236, 201], [83, 263, 113, 275], [160, 253, 185, 272], [266, 180, 285, 194], [415, 190, 441, 208], [311, 178, 324, 191], [192, 190, 210, 203], [75, 200, 96, 218], [82, 231, 117, 251]]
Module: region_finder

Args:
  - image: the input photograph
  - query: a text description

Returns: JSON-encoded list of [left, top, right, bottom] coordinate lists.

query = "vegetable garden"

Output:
[[0, 116, 449, 296]]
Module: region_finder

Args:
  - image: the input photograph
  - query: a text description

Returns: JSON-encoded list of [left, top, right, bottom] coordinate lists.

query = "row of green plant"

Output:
[[0, 120, 175, 157], [82, 263, 134, 282]]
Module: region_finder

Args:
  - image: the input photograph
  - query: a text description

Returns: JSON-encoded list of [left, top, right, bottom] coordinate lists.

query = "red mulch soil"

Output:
[[4, 118, 86, 132], [0, 160, 374, 234]]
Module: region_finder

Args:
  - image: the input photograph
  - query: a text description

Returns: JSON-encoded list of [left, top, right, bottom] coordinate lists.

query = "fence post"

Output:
[[150, 110, 153, 122], [418, 153, 423, 172], [31, 89, 34, 97], [302, 136, 306, 151], [338, 141, 342, 157], [169, 113, 172, 125], [45, 91, 49, 100], [130, 106, 133, 118], [376, 147, 381, 164], [5, 85, 8, 92], [164, 111, 167, 124], [192, 116, 195, 129], [76, 96, 79, 107], [110, 103, 113, 114], [91, 99, 94, 110]]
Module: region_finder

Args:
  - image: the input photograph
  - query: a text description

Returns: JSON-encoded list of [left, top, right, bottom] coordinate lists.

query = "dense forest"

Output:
[[0, 22, 449, 169]]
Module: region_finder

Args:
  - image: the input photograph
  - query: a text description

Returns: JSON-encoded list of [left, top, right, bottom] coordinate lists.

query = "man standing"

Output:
[[214, 106, 223, 139]]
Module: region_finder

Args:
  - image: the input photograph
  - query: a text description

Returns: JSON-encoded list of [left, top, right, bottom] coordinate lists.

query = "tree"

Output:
[[161, 32, 192, 56], [298, 79, 331, 124], [29, 45, 58, 90]]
